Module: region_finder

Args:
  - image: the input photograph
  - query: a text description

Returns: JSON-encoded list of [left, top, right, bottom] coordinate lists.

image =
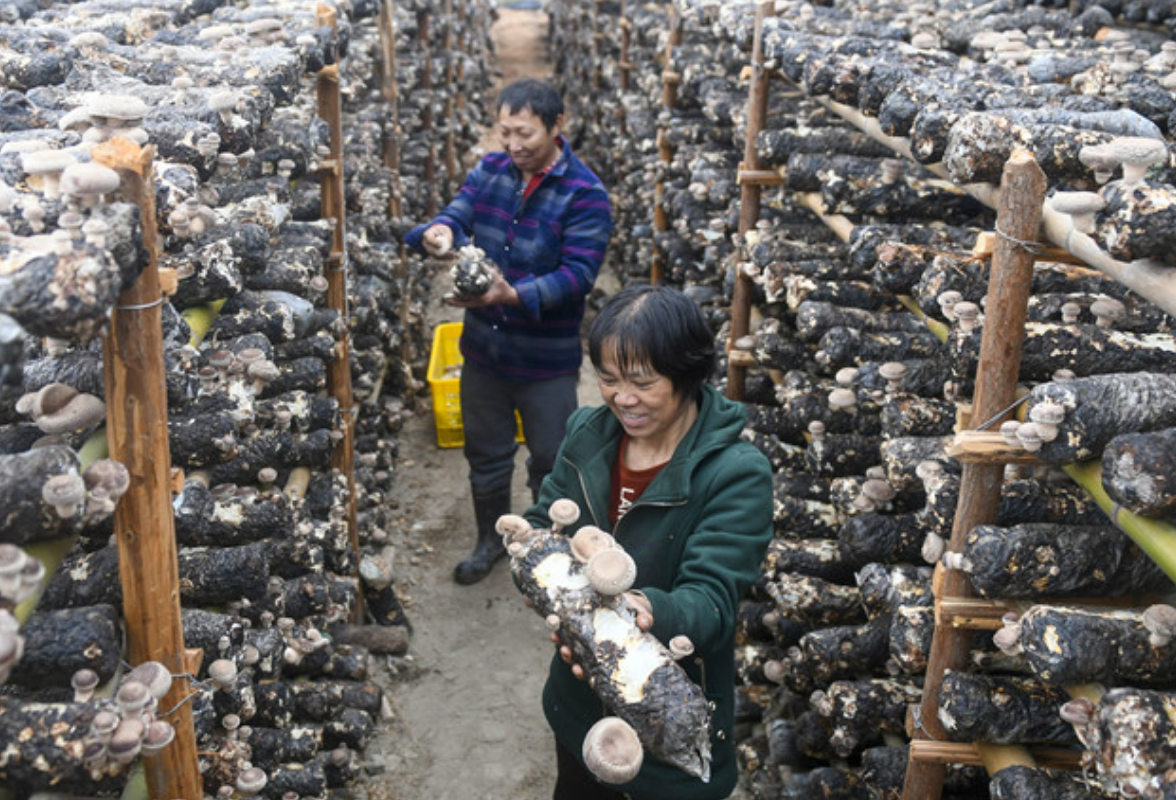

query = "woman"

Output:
[[525, 284, 774, 800]]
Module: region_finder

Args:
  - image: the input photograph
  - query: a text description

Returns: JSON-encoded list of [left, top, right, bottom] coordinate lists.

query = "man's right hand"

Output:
[[422, 224, 453, 257]]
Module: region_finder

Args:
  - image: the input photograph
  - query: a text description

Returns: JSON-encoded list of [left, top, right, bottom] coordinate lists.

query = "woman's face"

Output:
[[497, 106, 561, 176], [596, 347, 691, 442]]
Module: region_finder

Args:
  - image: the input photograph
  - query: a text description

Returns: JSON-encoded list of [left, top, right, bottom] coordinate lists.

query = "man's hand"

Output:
[[422, 224, 453, 257], [445, 270, 520, 309]]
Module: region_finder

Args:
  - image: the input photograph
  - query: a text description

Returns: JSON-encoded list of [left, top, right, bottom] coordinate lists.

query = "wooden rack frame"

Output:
[[97, 138, 202, 800], [902, 151, 1048, 800]]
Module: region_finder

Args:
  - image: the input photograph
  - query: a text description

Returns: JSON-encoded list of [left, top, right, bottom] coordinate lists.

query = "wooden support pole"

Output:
[[726, 0, 773, 401], [316, 4, 363, 623], [94, 138, 201, 800], [418, 8, 437, 217], [650, 6, 680, 286], [902, 150, 1047, 800]]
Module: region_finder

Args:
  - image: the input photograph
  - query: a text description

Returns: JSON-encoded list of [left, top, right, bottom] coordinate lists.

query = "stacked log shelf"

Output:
[[902, 151, 1049, 800]]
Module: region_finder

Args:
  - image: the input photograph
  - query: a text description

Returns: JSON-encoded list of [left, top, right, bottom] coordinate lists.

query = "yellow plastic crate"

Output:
[[426, 322, 524, 448]]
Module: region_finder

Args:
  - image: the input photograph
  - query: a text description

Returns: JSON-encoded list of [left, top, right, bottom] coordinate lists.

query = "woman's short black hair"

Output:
[[588, 284, 716, 400], [496, 79, 564, 131]]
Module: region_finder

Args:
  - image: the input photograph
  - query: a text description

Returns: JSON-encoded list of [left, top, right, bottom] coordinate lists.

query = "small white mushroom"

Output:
[[42, 474, 86, 519], [937, 290, 962, 322], [585, 548, 637, 596], [548, 498, 581, 533], [569, 525, 616, 563], [1049, 191, 1106, 235], [1078, 142, 1121, 184], [581, 716, 643, 785], [1028, 401, 1066, 442], [992, 612, 1023, 656], [1090, 297, 1125, 328], [1106, 136, 1169, 186], [1015, 421, 1044, 453], [20, 148, 76, 200], [59, 162, 121, 210], [1141, 604, 1176, 648], [668, 635, 694, 660]]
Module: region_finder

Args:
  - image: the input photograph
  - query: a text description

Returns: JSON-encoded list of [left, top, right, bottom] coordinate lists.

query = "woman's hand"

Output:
[[422, 224, 453, 257]]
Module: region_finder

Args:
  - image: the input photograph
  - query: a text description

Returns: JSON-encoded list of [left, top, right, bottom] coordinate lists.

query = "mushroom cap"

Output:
[[116, 679, 152, 712], [1142, 604, 1176, 638], [1089, 297, 1126, 320], [83, 459, 130, 499], [1108, 136, 1169, 167], [668, 635, 694, 659], [71, 667, 99, 694], [582, 716, 644, 785], [35, 393, 105, 435], [20, 148, 76, 176], [495, 514, 533, 546], [569, 525, 616, 563], [548, 498, 581, 528], [0, 543, 23, 575], [877, 361, 908, 381], [1078, 142, 1120, 171], [236, 766, 268, 794], [834, 367, 859, 387], [125, 660, 172, 699], [953, 301, 980, 320], [992, 622, 1023, 655], [85, 94, 150, 123], [208, 658, 238, 689], [861, 478, 897, 503], [207, 90, 238, 113], [828, 387, 857, 410], [1059, 697, 1095, 727], [246, 359, 281, 384], [142, 719, 176, 752], [585, 548, 637, 596], [1050, 190, 1106, 214], [1029, 401, 1066, 426], [42, 473, 86, 514], [108, 718, 145, 759], [60, 162, 121, 198]]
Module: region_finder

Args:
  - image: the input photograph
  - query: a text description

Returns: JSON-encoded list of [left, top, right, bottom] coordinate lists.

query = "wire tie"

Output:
[[993, 221, 1045, 254], [114, 296, 165, 311], [975, 394, 1031, 432]]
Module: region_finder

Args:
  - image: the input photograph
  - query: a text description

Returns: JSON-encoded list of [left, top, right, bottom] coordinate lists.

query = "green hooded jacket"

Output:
[[525, 384, 774, 800]]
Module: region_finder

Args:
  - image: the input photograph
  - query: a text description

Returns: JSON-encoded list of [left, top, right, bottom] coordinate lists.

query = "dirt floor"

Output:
[[353, 6, 585, 800]]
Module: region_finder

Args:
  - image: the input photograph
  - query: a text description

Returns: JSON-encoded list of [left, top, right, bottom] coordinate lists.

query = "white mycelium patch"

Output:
[[593, 606, 667, 704]]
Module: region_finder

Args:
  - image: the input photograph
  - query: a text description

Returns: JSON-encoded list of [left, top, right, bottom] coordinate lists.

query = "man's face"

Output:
[[497, 105, 562, 176]]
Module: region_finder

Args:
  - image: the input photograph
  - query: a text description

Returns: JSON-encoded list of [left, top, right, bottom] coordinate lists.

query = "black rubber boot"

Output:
[[454, 489, 511, 585]]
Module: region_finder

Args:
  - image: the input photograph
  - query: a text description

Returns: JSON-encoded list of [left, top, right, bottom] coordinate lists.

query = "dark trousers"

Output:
[[553, 739, 630, 800], [460, 363, 579, 499]]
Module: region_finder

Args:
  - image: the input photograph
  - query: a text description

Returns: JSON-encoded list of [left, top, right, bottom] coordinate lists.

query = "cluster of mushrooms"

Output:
[[0, 0, 494, 796], [547, 0, 1176, 798]]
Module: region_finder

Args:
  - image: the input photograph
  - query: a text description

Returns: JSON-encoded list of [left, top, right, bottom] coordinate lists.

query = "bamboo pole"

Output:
[[94, 137, 201, 800], [902, 150, 1048, 800], [1065, 461, 1176, 583], [726, 0, 773, 401], [316, 3, 363, 623]]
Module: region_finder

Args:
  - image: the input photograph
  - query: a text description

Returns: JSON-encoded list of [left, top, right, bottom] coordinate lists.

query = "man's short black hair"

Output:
[[588, 283, 716, 400], [496, 79, 564, 131]]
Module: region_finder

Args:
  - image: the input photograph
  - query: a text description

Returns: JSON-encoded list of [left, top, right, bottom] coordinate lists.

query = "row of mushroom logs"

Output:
[[0, 0, 427, 795], [550, 3, 1176, 795]]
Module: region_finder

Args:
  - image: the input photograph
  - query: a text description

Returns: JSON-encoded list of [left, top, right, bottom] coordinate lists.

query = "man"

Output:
[[406, 79, 613, 585]]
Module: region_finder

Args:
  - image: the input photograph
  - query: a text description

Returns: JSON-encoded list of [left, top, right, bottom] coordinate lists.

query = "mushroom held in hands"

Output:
[[503, 499, 713, 783], [449, 245, 499, 297]]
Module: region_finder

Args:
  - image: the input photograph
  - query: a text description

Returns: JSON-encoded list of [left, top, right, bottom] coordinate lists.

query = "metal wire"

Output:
[[993, 220, 1046, 255], [974, 393, 1032, 432]]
